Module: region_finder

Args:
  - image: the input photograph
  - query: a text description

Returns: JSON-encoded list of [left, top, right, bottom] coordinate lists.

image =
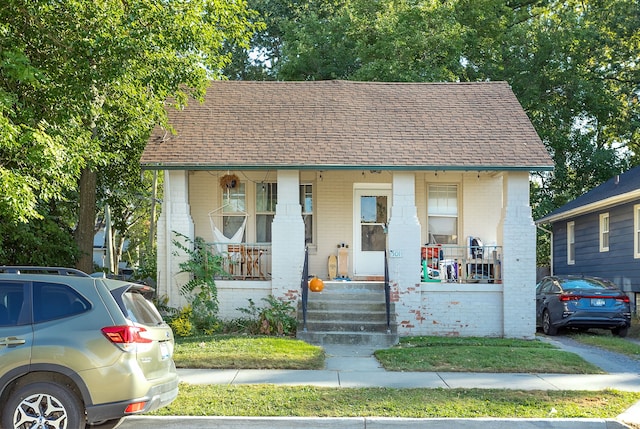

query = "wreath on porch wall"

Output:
[[219, 174, 239, 190]]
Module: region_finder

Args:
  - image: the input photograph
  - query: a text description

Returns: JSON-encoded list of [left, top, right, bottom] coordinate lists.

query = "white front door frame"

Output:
[[353, 183, 392, 277]]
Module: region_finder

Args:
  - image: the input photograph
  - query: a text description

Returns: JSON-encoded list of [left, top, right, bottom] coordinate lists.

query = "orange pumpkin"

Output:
[[309, 277, 324, 292]]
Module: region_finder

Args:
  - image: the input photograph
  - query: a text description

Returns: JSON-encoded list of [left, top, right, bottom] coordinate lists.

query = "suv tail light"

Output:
[[102, 326, 152, 345]]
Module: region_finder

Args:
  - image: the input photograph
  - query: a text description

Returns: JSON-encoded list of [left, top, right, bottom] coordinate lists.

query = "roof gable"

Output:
[[537, 166, 640, 224], [141, 80, 553, 171]]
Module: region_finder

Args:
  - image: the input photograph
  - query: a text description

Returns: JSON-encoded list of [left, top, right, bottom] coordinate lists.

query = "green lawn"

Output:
[[151, 385, 640, 419], [375, 336, 602, 373], [164, 334, 640, 420], [173, 335, 324, 369]]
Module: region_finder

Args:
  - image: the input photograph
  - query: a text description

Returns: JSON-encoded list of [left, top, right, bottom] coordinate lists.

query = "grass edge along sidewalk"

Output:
[[161, 334, 640, 420]]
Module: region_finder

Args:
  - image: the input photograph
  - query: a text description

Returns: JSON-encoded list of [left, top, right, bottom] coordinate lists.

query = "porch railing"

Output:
[[421, 244, 502, 283], [300, 247, 309, 332], [384, 249, 391, 333], [209, 242, 272, 280]]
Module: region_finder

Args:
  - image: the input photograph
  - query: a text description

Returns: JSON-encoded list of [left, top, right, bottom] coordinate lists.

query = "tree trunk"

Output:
[[75, 167, 97, 274]]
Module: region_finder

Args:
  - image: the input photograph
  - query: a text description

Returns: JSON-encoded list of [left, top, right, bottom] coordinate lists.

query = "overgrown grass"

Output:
[[150, 385, 640, 418], [173, 335, 325, 369], [375, 336, 603, 374]]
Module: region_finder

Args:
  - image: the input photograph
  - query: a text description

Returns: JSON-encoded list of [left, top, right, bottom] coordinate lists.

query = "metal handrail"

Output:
[[300, 247, 309, 332], [384, 250, 391, 333]]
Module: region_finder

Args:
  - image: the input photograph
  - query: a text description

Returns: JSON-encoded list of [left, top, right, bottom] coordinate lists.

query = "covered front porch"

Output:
[[157, 166, 535, 338]]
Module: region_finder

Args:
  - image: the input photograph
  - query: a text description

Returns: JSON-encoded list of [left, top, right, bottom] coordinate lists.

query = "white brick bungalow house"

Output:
[[141, 80, 553, 339]]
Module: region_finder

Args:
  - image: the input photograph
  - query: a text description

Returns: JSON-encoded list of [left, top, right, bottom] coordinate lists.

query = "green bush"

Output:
[[170, 306, 194, 337], [172, 232, 226, 334], [237, 295, 297, 336]]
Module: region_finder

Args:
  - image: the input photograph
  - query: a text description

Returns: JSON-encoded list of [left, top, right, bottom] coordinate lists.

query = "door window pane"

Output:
[[360, 195, 387, 251], [300, 184, 313, 245]]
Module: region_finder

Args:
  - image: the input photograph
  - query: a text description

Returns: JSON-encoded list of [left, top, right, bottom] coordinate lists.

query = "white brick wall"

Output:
[[271, 170, 305, 302], [501, 172, 537, 339], [410, 284, 504, 337], [215, 280, 273, 320]]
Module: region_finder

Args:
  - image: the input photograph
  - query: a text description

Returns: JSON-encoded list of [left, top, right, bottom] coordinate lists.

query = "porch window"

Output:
[[427, 184, 458, 244], [223, 182, 246, 241], [599, 213, 609, 252], [256, 182, 277, 243], [567, 221, 575, 265], [300, 184, 313, 245], [634, 205, 640, 258]]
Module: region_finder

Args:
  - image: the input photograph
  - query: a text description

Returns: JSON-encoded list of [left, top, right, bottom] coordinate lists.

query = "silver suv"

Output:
[[0, 267, 178, 429]]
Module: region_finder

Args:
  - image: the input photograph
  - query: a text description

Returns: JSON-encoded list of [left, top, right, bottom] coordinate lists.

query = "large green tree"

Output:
[[1, 0, 259, 270], [231, 0, 638, 213]]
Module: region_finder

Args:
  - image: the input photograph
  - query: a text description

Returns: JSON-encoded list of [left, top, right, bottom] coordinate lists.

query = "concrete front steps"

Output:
[[296, 281, 398, 348]]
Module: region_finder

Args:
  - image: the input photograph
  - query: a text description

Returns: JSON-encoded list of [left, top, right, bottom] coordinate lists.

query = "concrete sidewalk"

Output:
[[118, 343, 640, 429]]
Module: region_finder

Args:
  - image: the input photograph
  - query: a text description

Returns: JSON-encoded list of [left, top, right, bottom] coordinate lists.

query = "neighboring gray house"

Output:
[[141, 80, 554, 341], [536, 166, 640, 313]]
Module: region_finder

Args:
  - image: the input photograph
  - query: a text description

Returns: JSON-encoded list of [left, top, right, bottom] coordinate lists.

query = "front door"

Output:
[[353, 185, 391, 277]]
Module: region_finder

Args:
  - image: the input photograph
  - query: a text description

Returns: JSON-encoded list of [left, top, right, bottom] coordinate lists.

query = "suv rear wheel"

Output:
[[2, 382, 84, 429]]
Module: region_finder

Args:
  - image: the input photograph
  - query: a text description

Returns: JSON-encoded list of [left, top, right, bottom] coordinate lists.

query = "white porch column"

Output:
[[501, 171, 536, 339], [388, 172, 422, 335], [271, 170, 305, 302], [156, 170, 194, 308]]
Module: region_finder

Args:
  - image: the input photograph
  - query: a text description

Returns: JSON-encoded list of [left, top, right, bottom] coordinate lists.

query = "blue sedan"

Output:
[[536, 275, 632, 337]]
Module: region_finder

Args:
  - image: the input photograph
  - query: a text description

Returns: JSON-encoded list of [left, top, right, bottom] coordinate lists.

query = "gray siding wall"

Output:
[[551, 201, 640, 293]]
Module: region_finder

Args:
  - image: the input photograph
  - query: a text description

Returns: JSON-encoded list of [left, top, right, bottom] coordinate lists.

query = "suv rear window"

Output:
[[33, 282, 91, 323], [0, 282, 25, 326], [122, 291, 163, 325]]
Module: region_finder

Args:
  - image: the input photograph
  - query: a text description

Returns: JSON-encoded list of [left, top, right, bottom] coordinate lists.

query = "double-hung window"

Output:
[[256, 183, 277, 243], [599, 213, 610, 252], [223, 182, 246, 241], [427, 184, 458, 244], [567, 221, 575, 265], [635, 205, 640, 259]]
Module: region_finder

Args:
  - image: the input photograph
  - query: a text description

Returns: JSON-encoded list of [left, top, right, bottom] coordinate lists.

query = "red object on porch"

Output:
[[422, 245, 441, 260]]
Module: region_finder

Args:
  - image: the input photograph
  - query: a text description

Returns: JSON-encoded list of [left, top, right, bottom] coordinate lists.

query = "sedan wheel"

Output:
[[2, 382, 84, 429], [612, 326, 629, 338], [542, 310, 558, 336]]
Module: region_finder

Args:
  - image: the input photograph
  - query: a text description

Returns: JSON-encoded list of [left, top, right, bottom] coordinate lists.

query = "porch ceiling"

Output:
[[141, 80, 553, 172]]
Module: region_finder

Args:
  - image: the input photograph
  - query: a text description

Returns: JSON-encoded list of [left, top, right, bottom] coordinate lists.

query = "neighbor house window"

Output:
[[599, 213, 610, 252], [256, 182, 277, 242], [427, 184, 458, 244], [222, 182, 246, 241], [635, 205, 640, 258], [300, 184, 313, 245], [567, 221, 575, 265]]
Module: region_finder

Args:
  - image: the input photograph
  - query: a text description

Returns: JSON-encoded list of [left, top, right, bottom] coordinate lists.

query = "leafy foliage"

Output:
[[173, 233, 226, 334], [228, 0, 640, 232], [0, 0, 258, 269], [237, 296, 298, 336]]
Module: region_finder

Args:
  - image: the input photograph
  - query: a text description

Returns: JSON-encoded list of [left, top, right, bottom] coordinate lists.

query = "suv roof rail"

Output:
[[0, 266, 91, 277]]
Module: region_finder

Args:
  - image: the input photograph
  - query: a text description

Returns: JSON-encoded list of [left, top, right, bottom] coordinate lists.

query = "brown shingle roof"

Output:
[[141, 80, 553, 171]]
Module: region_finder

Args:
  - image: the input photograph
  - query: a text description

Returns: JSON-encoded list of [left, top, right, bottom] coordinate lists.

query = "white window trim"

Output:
[[427, 183, 460, 245], [635, 205, 640, 259], [567, 221, 575, 265], [300, 183, 315, 247], [599, 212, 610, 252]]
